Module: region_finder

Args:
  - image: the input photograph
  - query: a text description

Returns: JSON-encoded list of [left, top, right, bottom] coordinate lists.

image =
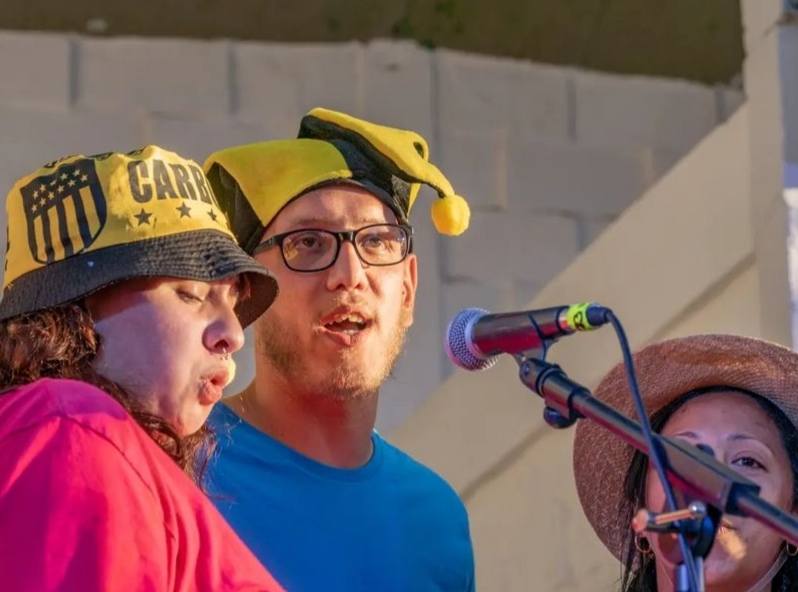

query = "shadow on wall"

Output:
[[0, 0, 743, 84]]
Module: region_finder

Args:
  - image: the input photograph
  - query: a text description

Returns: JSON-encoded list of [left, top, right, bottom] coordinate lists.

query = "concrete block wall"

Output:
[[0, 30, 742, 431]]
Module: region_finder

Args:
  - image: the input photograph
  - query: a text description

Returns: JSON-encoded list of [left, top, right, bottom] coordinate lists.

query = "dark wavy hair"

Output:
[[620, 386, 798, 592], [0, 303, 215, 484]]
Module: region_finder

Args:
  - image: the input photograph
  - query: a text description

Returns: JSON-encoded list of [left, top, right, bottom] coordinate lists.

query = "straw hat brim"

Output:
[[572, 334, 798, 560], [0, 229, 277, 327]]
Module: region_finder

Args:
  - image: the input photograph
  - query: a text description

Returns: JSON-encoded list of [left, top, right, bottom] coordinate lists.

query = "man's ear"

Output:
[[400, 254, 418, 328]]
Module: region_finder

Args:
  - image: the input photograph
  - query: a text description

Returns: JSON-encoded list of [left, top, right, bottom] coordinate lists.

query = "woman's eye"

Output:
[[177, 290, 204, 303], [732, 456, 766, 470]]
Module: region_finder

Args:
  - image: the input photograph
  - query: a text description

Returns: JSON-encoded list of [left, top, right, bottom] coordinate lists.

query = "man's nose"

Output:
[[325, 241, 368, 291]]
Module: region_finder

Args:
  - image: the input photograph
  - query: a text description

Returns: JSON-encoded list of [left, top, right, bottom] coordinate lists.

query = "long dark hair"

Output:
[[0, 303, 215, 484], [619, 386, 798, 591]]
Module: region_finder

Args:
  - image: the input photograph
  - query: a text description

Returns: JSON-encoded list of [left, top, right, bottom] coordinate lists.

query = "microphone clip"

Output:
[[518, 357, 585, 429], [632, 501, 720, 564]]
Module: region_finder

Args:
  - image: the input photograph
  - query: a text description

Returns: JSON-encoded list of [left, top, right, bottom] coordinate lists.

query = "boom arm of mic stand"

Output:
[[518, 357, 798, 546]]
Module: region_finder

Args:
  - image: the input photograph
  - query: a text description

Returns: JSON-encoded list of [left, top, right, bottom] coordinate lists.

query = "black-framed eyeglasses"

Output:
[[253, 223, 414, 272]]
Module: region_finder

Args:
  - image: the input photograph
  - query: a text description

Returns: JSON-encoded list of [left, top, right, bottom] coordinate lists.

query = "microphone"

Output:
[[445, 303, 610, 370]]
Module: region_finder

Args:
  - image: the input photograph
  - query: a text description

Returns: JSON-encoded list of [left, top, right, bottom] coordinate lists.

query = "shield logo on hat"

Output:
[[21, 159, 107, 264]]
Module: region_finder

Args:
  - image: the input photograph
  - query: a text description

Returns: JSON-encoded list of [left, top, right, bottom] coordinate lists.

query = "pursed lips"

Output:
[[198, 366, 232, 404]]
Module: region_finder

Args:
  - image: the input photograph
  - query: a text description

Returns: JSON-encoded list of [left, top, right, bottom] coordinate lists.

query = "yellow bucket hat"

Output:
[[204, 107, 471, 253], [1, 145, 278, 326]]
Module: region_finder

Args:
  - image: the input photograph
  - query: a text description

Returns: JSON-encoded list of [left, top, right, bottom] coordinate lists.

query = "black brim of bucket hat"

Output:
[[0, 229, 277, 327]]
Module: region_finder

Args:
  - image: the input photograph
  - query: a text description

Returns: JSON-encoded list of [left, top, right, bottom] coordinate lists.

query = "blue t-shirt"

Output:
[[207, 403, 475, 592]]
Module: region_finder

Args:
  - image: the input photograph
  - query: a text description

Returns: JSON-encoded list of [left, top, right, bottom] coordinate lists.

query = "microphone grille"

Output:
[[445, 307, 497, 371]]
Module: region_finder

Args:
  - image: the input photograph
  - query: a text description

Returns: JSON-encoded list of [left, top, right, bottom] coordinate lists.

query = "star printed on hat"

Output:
[[208, 209, 218, 222], [134, 208, 152, 226], [176, 202, 192, 218]]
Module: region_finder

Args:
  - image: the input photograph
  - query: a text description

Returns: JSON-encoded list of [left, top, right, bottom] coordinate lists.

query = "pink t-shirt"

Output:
[[0, 378, 284, 592]]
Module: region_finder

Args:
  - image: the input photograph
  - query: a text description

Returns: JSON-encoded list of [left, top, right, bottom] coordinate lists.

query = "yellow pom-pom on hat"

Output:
[[430, 193, 470, 236], [300, 108, 472, 235]]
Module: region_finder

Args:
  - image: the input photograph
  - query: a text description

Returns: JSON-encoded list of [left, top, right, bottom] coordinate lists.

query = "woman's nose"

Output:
[[204, 306, 245, 355]]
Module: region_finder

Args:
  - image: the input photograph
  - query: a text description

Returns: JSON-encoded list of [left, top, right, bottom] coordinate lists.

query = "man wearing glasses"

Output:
[[203, 108, 475, 591]]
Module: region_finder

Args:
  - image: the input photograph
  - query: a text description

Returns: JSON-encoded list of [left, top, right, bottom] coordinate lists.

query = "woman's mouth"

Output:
[[715, 522, 746, 561], [198, 368, 231, 404], [719, 518, 737, 532]]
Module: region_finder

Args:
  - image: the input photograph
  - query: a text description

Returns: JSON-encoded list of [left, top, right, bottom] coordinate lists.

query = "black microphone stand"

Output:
[[514, 352, 798, 592]]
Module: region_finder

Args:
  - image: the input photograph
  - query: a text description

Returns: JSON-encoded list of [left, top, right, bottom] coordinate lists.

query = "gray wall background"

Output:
[[0, 31, 743, 431]]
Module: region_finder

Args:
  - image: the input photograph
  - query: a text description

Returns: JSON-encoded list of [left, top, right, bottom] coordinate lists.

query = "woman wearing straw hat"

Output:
[[573, 334, 798, 592], [0, 146, 283, 591]]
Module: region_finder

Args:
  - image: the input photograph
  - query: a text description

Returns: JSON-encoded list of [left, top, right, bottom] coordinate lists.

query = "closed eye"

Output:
[[177, 289, 204, 304]]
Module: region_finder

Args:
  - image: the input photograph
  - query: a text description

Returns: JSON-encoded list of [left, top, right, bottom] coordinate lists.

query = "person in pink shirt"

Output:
[[0, 146, 284, 592]]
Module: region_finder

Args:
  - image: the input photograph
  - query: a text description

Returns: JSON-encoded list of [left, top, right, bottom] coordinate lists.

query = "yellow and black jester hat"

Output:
[[0, 145, 277, 325], [203, 107, 471, 254]]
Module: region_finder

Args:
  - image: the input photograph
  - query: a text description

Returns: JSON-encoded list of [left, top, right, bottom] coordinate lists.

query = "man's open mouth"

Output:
[[318, 307, 374, 345], [323, 312, 370, 335]]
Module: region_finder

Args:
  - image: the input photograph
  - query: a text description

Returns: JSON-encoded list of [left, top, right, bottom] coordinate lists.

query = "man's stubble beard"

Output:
[[254, 312, 409, 401]]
